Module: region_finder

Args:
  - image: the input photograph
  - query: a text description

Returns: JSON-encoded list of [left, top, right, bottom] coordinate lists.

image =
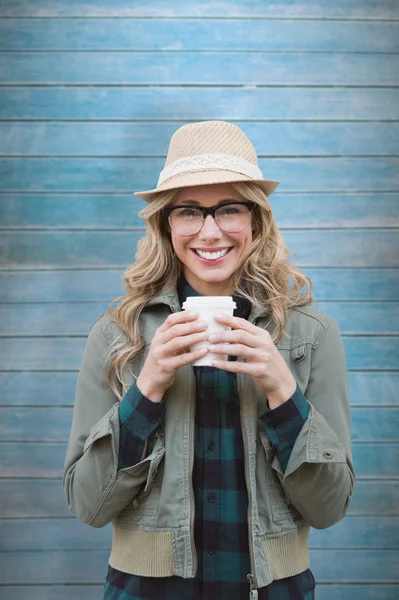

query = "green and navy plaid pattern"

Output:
[[104, 276, 314, 599]]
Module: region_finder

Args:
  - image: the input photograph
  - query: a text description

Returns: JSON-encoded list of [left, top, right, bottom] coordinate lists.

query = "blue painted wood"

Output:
[[1, 586, 397, 600], [0, 549, 397, 584], [1, 269, 397, 302], [1, 230, 398, 268], [1, 406, 396, 443], [2, 193, 397, 229], [1, 19, 398, 52], [2, 479, 397, 518], [1, 301, 397, 335], [1, 158, 398, 193], [1, 0, 398, 19], [2, 516, 397, 551], [1, 53, 398, 86], [1, 88, 398, 121], [0, 442, 397, 478], [3, 122, 399, 157], [1, 336, 398, 371], [1, 372, 398, 407], [0, 587, 104, 600]]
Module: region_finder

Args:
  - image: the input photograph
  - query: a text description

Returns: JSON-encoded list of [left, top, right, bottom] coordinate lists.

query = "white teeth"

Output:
[[195, 248, 230, 260]]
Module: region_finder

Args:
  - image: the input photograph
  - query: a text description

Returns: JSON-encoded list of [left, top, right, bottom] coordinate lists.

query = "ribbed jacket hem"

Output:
[[109, 528, 175, 577], [262, 527, 310, 582]]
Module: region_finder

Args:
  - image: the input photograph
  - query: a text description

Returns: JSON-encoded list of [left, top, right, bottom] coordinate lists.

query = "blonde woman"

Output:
[[63, 121, 355, 600]]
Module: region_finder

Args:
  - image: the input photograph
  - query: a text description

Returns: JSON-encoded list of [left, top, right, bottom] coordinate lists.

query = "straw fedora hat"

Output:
[[134, 120, 280, 202]]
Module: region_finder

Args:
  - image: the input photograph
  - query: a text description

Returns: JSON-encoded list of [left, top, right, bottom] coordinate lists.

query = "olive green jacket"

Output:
[[63, 290, 355, 588]]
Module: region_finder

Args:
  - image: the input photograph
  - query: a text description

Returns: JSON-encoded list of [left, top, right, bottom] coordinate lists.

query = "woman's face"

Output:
[[168, 183, 253, 296]]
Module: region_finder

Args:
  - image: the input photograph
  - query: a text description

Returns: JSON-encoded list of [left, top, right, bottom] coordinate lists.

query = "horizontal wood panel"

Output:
[[2, 479, 396, 518], [1, 53, 398, 86], [4, 121, 399, 158], [2, 586, 394, 600], [1, 336, 398, 370], [0, 442, 396, 478], [1, 301, 397, 336], [1, 87, 398, 121], [1, 158, 398, 193], [1, 0, 398, 19], [1, 516, 397, 552], [1, 230, 398, 268], [0, 549, 397, 584], [2, 193, 398, 229], [2, 122, 399, 157], [2, 406, 396, 442], [1, 20, 398, 53], [1, 269, 397, 302], [1, 372, 398, 407]]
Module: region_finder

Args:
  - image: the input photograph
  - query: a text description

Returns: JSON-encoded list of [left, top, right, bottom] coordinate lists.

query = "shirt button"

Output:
[[208, 493, 216, 503], [149, 415, 157, 424], [268, 421, 276, 430], [205, 389, 213, 398], [208, 440, 215, 451], [323, 451, 334, 460], [207, 545, 216, 555]]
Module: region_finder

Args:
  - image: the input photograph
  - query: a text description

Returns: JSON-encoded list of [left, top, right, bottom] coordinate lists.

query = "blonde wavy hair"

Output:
[[107, 182, 313, 399]]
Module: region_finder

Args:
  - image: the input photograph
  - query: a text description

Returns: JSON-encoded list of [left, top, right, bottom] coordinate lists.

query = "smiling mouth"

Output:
[[191, 247, 233, 261]]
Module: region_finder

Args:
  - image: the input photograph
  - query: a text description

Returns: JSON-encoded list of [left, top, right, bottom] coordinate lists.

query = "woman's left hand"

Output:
[[208, 313, 297, 409]]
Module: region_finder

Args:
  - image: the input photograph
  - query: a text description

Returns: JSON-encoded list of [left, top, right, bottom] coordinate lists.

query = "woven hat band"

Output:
[[157, 153, 264, 186]]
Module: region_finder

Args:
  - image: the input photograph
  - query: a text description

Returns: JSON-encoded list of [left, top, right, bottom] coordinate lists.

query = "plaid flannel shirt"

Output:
[[104, 276, 315, 599]]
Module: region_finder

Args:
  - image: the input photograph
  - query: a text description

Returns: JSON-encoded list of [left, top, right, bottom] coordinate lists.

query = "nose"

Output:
[[198, 214, 223, 240]]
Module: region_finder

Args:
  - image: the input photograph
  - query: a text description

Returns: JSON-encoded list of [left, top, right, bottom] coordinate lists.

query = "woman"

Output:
[[63, 120, 355, 600]]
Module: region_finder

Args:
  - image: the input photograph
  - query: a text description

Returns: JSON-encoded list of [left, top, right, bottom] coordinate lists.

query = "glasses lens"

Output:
[[168, 203, 251, 235], [215, 203, 251, 232], [169, 207, 204, 235]]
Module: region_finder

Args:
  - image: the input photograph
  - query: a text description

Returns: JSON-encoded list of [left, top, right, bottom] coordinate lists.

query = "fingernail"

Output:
[[188, 310, 199, 317]]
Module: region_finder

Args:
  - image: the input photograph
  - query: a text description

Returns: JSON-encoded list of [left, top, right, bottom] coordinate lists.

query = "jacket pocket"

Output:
[[117, 432, 165, 521], [258, 430, 291, 521]]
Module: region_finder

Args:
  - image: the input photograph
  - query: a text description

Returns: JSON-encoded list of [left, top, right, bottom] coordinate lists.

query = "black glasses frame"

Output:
[[163, 201, 255, 235]]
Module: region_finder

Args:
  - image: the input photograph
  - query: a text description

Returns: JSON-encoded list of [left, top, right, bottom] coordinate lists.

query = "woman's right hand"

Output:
[[136, 310, 209, 402]]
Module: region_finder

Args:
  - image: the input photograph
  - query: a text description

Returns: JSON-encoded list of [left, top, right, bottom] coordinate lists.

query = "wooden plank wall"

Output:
[[0, 1, 398, 598]]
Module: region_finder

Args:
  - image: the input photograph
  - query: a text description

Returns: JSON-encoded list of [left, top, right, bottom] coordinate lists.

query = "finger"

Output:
[[211, 358, 266, 377], [161, 318, 208, 345], [213, 313, 258, 333], [161, 330, 209, 358], [208, 329, 258, 348], [208, 343, 264, 361], [158, 310, 200, 334], [162, 345, 209, 369]]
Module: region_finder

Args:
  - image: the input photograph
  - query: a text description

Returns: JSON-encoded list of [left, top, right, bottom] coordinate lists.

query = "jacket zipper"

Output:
[[189, 367, 198, 575], [237, 370, 258, 598]]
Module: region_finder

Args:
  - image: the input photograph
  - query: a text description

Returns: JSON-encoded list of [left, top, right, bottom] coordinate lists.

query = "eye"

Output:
[[174, 207, 201, 218], [218, 205, 240, 215]]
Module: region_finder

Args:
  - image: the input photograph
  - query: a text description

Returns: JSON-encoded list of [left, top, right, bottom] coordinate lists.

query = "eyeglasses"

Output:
[[163, 201, 255, 236]]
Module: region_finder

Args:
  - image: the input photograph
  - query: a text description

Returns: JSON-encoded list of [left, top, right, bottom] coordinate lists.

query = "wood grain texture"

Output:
[[1, 53, 398, 86], [1, 372, 398, 407], [2, 122, 399, 156], [1, 0, 398, 19], [1, 87, 398, 121], [0, 442, 396, 478], [1, 230, 398, 268], [1, 269, 397, 302], [1, 336, 397, 371], [1, 406, 396, 442], [1, 301, 397, 336], [1, 158, 398, 193], [1, 516, 397, 551], [1, 19, 398, 52]]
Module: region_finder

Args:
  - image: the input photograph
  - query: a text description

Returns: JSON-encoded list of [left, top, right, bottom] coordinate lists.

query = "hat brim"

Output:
[[134, 170, 280, 202]]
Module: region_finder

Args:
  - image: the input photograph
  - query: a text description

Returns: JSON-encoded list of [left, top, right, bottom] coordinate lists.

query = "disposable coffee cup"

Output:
[[182, 296, 237, 366]]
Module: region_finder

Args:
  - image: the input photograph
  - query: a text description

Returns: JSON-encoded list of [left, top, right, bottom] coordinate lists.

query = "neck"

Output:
[[184, 272, 233, 296]]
